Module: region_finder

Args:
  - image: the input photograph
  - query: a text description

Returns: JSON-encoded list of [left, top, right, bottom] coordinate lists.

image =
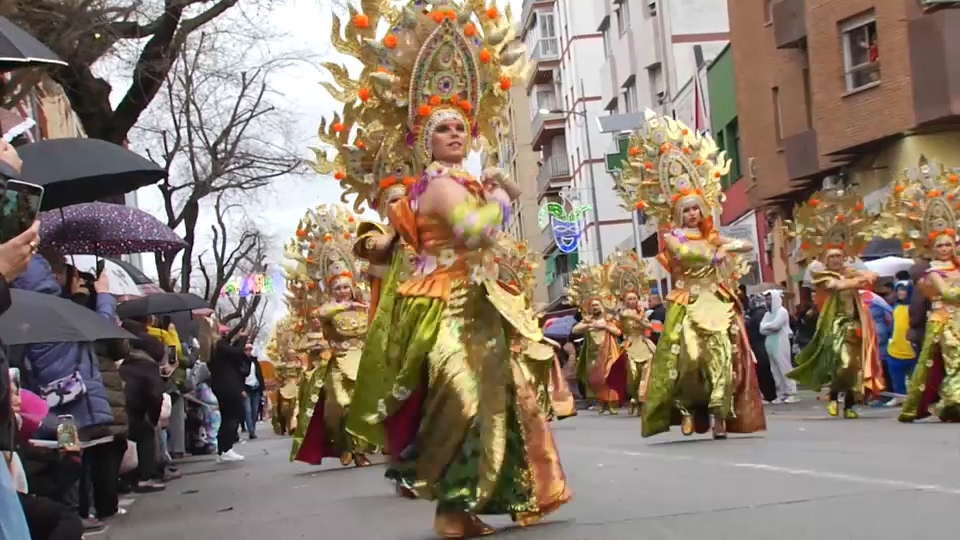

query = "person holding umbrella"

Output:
[[0, 140, 43, 540], [11, 253, 122, 523]]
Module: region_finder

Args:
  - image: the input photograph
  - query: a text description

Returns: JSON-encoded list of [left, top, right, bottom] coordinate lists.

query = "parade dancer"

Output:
[[569, 264, 626, 414], [313, 2, 571, 536], [288, 205, 375, 466], [786, 188, 885, 418], [607, 250, 658, 416], [874, 157, 960, 422], [614, 110, 766, 439]]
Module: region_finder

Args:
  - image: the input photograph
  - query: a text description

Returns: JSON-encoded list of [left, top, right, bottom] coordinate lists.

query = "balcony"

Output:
[[772, 0, 806, 49], [783, 129, 821, 181], [527, 38, 560, 92], [531, 109, 565, 151], [521, 0, 557, 38], [547, 270, 572, 303], [909, 9, 960, 125], [537, 154, 572, 197]]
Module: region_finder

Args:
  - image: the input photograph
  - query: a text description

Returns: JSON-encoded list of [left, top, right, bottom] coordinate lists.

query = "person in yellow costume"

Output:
[[873, 157, 960, 422], [786, 187, 885, 418], [313, 2, 571, 536], [613, 109, 766, 439]]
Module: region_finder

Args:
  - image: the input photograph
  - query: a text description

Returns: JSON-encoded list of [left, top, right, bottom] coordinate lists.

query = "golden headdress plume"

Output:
[[494, 233, 538, 303], [615, 109, 729, 227], [283, 210, 324, 348], [873, 155, 960, 256], [606, 250, 651, 300], [567, 263, 616, 313], [785, 187, 871, 261], [312, 0, 528, 214], [301, 204, 363, 301]]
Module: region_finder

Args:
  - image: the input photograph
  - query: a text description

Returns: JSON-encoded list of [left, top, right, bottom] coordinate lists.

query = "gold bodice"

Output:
[[320, 303, 368, 351], [618, 310, 646, 338]]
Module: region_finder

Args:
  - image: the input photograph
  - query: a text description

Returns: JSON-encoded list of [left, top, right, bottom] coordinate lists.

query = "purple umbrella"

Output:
[[39, 202, 186, 255]]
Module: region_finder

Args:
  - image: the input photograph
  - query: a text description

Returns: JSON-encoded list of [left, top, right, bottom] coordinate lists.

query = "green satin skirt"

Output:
[[899, 318, 960, 421], [289, 367, 322, 460], [788, 305, 863, 400]]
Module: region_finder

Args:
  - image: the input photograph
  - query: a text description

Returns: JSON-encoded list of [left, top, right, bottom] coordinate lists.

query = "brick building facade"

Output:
[[729, 0, 960, 292]]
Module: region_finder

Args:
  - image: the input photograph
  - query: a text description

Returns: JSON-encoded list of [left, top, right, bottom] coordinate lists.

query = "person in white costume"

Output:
[[761, 290, 800, 403]]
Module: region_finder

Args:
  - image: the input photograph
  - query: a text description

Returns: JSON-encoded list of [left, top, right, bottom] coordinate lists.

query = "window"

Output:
[[535, 87, 557, 115], [537, 12, 559, 57], [622, 81, 638, 113], [772, 86, 783, 146], [841, 13, 880, 92], [764, 0, 773, 24], [601, 19, 612, 58], [646, 1, 657, 18], [728, 119, 742, 185], [615, 2, 629, 36], [802, 67, 813, 128], [647, 63, 664, 105]]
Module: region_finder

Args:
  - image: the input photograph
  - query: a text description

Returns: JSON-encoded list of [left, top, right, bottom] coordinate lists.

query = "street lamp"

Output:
[[536, 80, 604, 262]]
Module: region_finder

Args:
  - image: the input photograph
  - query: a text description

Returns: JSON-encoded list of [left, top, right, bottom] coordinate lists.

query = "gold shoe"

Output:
[[826, 400, 839, 417], [340, 452, 353, 466], [843, 408, 859, 419], [434, 511, 495, 538], [609, 404, 619, 415], [353, 453, 371, 467], [712, 417, 727, 440], [680, 414, 694, 436]]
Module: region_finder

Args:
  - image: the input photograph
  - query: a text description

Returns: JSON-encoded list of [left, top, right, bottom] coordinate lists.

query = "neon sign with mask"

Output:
[[221, 271, 284, 298], [538, 188, 592, 254]]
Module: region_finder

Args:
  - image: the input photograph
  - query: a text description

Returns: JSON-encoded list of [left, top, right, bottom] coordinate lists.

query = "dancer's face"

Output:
[[825, 250, 844, 271], [681, 204, 702, 228], [589, 299, 603, 316], [431, 118, 467, 163], [934, 235, 955, 262], [332, 280, 353, 302], [624, 292, 639, 309]]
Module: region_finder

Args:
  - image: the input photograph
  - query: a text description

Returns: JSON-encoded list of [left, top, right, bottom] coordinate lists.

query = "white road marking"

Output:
[[566, 444, 960, 496]]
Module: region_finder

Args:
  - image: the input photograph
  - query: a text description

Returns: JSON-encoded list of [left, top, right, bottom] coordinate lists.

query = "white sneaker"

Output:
[[782, 395, 801, 404], [770, 397, 784, 404], [217, 449, 245, 463]]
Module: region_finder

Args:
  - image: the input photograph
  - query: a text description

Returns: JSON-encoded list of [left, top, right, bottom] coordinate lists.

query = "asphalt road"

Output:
[[107, 398, 960, 540]]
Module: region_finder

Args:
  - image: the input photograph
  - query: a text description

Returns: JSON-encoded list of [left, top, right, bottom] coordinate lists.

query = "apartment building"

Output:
[[730, 0, 960, 289], [521, 0, 612, 310], [500, 84, 549, 306]]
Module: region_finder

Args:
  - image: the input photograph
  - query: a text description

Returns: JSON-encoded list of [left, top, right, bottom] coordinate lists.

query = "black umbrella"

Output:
[[116, 293, 209, 319], [0, 289, 135, 345], [0, 17, 67, 72], [861, 238, 903, 261], [17, 138, 167, 210]]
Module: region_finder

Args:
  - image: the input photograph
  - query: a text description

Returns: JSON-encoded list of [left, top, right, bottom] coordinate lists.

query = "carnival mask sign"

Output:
[[539, 188, 592, 254], [221, 270, 285, 298]]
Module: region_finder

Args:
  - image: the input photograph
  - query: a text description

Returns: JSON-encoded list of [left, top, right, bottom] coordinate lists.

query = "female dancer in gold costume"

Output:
[[312, 2, 570, 536], [569, 264, 625, 414], [607, 250, 658, 416], [614, 110, 766, 439], [875, 157, 960, 422], [288, 205, 374, 466], [786, 188, 885, 418]]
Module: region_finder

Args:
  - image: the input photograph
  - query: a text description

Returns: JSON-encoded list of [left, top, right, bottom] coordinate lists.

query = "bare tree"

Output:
[[5, 0, 270, 145], [141, 29, 304, 295]]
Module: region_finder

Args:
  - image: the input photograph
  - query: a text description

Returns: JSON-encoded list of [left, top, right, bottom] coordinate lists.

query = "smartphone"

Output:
[[95, 259, 105, 278], [0, 179, 43, 243], [7, 368, 19, 391]]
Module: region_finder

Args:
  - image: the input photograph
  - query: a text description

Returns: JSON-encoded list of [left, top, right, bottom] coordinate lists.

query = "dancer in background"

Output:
[[885, 280, 916, 407], [874, 157, 960, 422], [314, 2, 571, 536], [786, 188, 885, 418], [614, 110, 766, 439], [569, 264, 625, 414], [290, 205, 374, 467], [761, 290, 800, 403], [607, 250, 658, 416]]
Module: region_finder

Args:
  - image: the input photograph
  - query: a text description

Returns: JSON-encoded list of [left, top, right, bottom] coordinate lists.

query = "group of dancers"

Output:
[[255, 1, 960, 537]]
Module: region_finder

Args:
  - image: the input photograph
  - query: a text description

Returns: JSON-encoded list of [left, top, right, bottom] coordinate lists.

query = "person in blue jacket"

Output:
[[12, 254, 122, 522]]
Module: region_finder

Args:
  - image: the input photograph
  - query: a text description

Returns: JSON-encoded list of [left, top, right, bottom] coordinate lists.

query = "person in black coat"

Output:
[[745, 297, 778, 403], [118, 321, 166, 493], [209, 335, 251, 462]]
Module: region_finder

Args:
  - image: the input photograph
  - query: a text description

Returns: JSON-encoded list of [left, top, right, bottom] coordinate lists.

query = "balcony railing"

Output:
[[547, 271, 572, 303], [534, 38, 559, 60], [772, 0, 806, 49], [531, 108, 563, 148], [536, 154, 571, 193]]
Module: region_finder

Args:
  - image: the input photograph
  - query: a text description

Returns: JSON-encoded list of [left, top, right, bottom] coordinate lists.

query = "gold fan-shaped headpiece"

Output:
[[567, 263, 616, 313], [494, 233, 538, 303], [302, 204, 363, 300], [873, 155, 960, 256], [614, 109, 729, 227], [606, 250, 652, 301], [312, 0, 528, 216], [785, 187, 871, 261]]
